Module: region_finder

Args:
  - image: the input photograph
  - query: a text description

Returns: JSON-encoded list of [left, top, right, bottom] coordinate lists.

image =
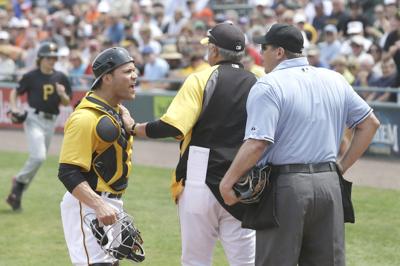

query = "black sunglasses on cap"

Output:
[[206, 29, 218, 45], [261, 43, 268, 51]]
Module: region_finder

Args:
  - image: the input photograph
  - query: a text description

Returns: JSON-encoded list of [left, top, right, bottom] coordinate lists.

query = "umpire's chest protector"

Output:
[[80, 96, 133, 193]]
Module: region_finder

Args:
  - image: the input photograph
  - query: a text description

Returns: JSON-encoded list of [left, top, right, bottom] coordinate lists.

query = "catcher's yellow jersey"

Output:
[[59, 93, 133, 193]]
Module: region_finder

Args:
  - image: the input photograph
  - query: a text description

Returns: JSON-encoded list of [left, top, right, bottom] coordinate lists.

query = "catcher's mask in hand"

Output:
[[233, 165, 271, 204], [84, 211, 145, 263]]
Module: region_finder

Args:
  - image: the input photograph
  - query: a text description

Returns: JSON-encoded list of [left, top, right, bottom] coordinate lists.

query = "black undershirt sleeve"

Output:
[[58, 163, 87, 193], [145, 120, 182, 138]]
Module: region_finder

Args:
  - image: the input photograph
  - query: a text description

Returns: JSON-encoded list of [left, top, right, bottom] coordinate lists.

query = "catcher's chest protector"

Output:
[[81, 96, 132, 192]]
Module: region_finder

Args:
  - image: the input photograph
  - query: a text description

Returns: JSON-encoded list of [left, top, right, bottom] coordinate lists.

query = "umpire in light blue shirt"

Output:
[[219, 24, 380, 266]]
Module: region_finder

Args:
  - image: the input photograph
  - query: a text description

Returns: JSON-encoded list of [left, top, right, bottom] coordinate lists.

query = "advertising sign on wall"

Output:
[[368, 107, 399, 157]]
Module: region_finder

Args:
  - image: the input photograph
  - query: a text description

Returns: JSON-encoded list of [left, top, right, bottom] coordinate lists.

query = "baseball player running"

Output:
[[6, 41, 72, 211]]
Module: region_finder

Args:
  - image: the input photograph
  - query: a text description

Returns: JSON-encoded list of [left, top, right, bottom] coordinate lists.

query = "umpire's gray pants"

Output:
[[256, 171, 345, 266], [15, 109, 57, 187]]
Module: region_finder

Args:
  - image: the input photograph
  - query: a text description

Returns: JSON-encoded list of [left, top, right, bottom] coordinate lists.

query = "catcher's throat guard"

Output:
[[84, 211, 145, 263], [233, 165, 271, 204]]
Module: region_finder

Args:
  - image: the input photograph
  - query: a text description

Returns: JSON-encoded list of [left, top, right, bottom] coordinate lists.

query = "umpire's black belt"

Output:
[[272, 162, 337, 174], [96, 191, 122, 199]]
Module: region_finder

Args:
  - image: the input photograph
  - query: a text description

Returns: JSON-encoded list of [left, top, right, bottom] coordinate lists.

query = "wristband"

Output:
[[130, 123, 137, 136]]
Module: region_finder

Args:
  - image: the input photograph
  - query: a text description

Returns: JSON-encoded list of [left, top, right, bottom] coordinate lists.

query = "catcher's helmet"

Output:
[[84, 211, 145, 263], [37, 42, 59, 58], [90, 47, 134, 90], [233, 165, 271, 204]]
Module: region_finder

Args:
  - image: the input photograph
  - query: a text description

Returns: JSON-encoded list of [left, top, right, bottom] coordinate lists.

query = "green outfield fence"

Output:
[[0, 79, 399, 158]]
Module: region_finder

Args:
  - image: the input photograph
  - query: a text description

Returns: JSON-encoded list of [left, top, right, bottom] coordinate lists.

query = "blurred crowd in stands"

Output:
[[0, 0, 399, 102]]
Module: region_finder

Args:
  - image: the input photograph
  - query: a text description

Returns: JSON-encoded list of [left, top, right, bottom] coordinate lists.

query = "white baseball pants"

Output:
[[15, 108, 57, 187], [60, 192, 122, 266], [178, 180, 255, 266]]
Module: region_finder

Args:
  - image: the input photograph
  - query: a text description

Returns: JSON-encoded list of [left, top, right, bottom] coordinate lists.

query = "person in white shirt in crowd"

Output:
[[318, 24, 341, 67], [349, 35, 369, 61], [138, 24, 162, 55], [141, 46, 170, 90], [134, 8, 163, 43], [153, 2, 169, 34], [54, 46, 71, 74], [292, 12, 310, 48], [0, 50, 17, 81], [0, 31, 17, 81], [306, 44, 328, 68], [340, 21, 372, 56], [354, 53, 380, 99], [68, 50, 88, 88], [166, 8, 189, 38]]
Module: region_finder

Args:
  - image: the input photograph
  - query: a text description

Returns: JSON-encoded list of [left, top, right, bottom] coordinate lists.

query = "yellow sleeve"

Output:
[[160, 73, 205, 137], [59, 109, 98, 171], [250, 65, 265, 78]]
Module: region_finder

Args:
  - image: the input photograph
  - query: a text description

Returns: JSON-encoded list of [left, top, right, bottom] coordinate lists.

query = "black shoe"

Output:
[[6, 193, 21, 211]]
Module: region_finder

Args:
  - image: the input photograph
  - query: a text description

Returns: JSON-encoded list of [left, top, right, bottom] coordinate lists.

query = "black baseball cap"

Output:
[[200, 22, 245, 52], [253, 23, 304, 53]]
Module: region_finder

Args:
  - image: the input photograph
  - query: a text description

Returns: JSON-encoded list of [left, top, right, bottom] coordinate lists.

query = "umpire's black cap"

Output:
[[90, 47, 134, 90], [253, 23, 304, 53], [200, 22, 245, 52]]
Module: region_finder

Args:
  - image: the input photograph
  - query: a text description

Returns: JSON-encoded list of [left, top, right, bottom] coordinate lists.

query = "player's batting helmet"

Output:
[[37, 42, 59, 58], [90, 47, 134, 90], [84, 211, 145, 263]]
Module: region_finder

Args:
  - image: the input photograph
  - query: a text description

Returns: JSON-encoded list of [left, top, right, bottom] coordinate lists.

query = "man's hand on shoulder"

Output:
[[119, 104, 135, 134]]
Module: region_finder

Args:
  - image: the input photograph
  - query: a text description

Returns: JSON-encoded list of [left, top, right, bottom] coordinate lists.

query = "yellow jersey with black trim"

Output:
[[160, 62, 257, 215], [160, 65, 218, 149], [59, 92, 133, 194], [160, 65, 218, 201]]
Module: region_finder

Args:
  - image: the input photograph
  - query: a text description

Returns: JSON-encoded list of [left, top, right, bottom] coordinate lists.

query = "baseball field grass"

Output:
[[0, 150, 399, 266]]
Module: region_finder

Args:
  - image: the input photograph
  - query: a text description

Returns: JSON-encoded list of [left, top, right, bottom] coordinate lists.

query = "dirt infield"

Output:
[[1, 129, 399, 190]]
